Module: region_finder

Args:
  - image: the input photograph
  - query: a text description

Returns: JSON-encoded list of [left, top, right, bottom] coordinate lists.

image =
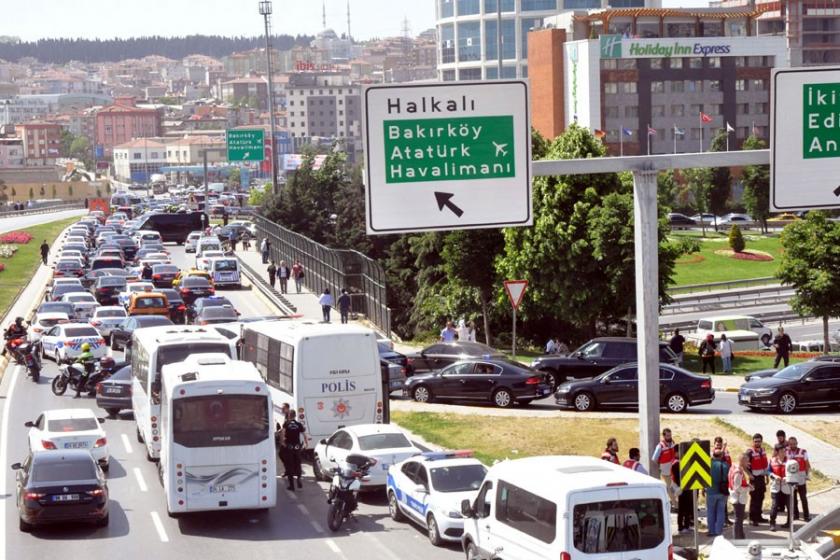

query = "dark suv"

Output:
[[531, 337, 680, 390]]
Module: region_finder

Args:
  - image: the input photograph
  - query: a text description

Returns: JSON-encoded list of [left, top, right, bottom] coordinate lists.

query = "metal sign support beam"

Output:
[[530, 149, 769, 475]]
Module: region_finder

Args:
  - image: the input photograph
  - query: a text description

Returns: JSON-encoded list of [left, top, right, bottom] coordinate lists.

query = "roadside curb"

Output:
[[723, 387, 739, 392]]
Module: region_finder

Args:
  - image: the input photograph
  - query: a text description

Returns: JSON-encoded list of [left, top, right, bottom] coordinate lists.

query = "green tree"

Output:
[[741, 135, 770, 233], [684, 166, 712, 236], [777, 212, 840, 353], [249, 183, 269, 206], [708, 131, 731, 231], [331, 163, 371, 253], [59, 129, 74, 155], [531, 127, 549, 160], [227, 167, 241, 189], [728, 224, 745, 252], [440, 229, 504, 345], [657, 169, 677, 209]]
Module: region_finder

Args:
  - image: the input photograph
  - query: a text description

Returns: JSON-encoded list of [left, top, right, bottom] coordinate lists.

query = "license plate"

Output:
[[64, 442, 88, 449], [52, 494, 79, 502], [105, 387, 122, 394], [210, 484, 235, 493]]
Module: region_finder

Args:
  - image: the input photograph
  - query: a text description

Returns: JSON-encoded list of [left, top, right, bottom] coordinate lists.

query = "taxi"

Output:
[[172, 268, 214, 288], [126, 291, 169, 316], [386, 451, 487, 546]]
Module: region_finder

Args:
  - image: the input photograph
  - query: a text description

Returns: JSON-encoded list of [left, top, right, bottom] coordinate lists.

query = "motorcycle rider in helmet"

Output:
[[99, 356, 118, 378], [73, 342, 95, 399], [4, 317, 28, 362]]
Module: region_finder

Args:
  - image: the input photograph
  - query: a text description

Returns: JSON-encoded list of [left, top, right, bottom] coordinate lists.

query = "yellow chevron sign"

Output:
[[679, 440, 712, 491]]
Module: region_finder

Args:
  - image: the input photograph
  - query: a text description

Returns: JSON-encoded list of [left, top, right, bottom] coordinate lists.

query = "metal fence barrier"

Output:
[[252, 215, 391, 336], [0, 201, 85, 218]]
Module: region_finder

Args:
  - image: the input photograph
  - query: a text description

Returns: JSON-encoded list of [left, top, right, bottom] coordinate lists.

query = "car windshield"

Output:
[[67, 294, 95, 302], [129, 285, 152, 292], [159, 290, 182, 303], [184, 277, 210, 288], [99, 277, 126, 287], [65, 327, 99, 337], [774, 364, 809, 380], [202, 307, 236, 318], [214, 260, 237, 271], [110, 366, 131, 381], [39, 318, 64, 327], [135, 316, 173, 327], [47, 417, 99, 432], [32, 459, 96, 483], [154, 265, 177, 273], [134, 296, 165, 308], [39, 303, 74, 314], [430, 464, 487, 493], [96, 309, 126, 318], [574, 499, 665, 553], [56, 262, 79, 270], [357, 433, 412, 450]]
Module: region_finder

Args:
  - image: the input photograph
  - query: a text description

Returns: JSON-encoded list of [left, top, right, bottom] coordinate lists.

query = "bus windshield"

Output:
[[172, 395, 268, 448], [156, 343, 231, 375]]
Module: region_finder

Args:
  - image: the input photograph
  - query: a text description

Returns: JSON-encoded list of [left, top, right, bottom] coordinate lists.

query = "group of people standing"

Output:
[[668, 326, 794, 375], [439, 319, 477, 342], [266, 259, 304, 294], [603, 427, 813, 539]]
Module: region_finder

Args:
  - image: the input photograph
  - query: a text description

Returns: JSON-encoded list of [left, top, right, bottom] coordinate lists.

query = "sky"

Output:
[[11, 0, 715, 42]]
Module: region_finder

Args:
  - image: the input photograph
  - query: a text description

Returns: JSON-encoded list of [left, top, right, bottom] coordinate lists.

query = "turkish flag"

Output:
[[700, 112, 713, 124]]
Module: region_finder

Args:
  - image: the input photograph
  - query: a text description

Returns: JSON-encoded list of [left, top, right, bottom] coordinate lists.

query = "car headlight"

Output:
[[754, 388, 778, 396], [555, 385, 570, 393]]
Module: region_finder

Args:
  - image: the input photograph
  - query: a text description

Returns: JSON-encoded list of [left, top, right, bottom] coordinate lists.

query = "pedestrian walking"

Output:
[[440, 321, 457, 342], [319, 288, 334, 323], [719, 333, 735, 374], [706, 449, 730, 537], [465, 321, 477, 342], [746, 433, 769, 526], [713, 437, 733, 526], [457, 319, 470, 342], [292, 260, 304, 293], [229, 229, 237, 252], [773, 327, 793, 368], [39, 239, 49, 265], [699, 334, 717, 374], [769, 444, 791, 532], [337, 289, 351, 324], [260, 238, 269, 264], [600, 437, 619, 464], [277, 260, 290, 294], [281, 409, 307, 491], [622, 448, 648, 475], [729, 453, 751, 540], [786, 436, 810, 521], [545, 337, 558, 354], [267, 261, 277, 289], [670, 449, 693, 534], [652, 428, 678, 509], [669, 329, 686, 365]]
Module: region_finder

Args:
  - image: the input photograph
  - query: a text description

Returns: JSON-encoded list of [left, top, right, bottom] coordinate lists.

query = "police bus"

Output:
[[159, 354, 276, 516], [131, 326, 237, 460], [240, 321, 385, 448]]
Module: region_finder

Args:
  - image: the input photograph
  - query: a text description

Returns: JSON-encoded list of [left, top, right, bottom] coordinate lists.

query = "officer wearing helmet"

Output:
[[4, 316, 27, 360], [73, 342, 95, 399]]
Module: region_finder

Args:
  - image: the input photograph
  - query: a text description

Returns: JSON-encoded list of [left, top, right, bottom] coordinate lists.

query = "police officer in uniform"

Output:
[[600, 437, 619, 464], [282, 410, 307, 491], [746, 433, 769, 525]]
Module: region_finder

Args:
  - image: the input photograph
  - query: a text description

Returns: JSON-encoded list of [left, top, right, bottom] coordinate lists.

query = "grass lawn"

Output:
[[681, 352, 810, 376], [0, 217, 78, 319], [782, 419, 840, 452], [671, 232, 782, 286]]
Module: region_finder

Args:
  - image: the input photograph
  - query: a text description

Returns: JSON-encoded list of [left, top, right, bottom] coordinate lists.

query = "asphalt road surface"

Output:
[[0, 209, 87, 235]]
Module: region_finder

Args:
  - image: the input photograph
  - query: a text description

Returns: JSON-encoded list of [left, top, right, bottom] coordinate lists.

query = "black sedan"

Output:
[[151, 264, 179, 289], [404, 358, 551, 408], [110, 315, 174, 351], [12, 450, 109, 532], [555, 363, 715, 413], [406, 341, 505, 374], [96, 365, 132, 418], [158, 288, 187, 323], [668, 213, 697, 228], [92, 276, 127, 306], [194, 306, 239, 325], [187, 295, 236, 323], [738, 360, 840, 414], [179, 276, 215, 305]]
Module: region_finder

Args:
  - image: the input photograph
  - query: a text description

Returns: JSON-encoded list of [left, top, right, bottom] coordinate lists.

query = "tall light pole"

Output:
[[259, 0, 280, 194]]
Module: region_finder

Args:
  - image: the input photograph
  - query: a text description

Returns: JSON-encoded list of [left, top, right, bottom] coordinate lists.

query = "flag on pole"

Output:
[[594, 129, 606, 139], [726, 122, 735, 133], [700, 112, 713, 124], [673, 125, 686, 136], [622, 127, 633, 137], [647, 126, 657, 136]]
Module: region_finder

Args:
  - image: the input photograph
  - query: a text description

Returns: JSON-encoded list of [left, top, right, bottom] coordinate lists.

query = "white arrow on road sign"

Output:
[[503, 280, 528, 310]]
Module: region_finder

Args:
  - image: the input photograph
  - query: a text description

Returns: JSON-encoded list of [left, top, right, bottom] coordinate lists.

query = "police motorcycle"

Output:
[[16, 339, 42, 383], [51, 361, 110, 397], [326, 454, 377, 531]]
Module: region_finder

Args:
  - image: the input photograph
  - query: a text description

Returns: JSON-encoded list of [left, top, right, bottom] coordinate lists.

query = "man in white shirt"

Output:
[[720, 333, 735, 374]]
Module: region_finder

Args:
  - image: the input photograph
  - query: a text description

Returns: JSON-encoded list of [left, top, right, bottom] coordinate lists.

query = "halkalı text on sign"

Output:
[[803, 83, 840, 158]]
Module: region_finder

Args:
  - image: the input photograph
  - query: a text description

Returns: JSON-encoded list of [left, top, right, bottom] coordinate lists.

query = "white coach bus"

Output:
[[131, 326, 237, 460], [239, 321, 385, 447], [159, 354, 276, 516]]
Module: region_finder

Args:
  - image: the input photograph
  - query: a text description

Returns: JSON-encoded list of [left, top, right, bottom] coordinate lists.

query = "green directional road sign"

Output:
[[226, 129, 264, 162], [679, 440, 712, 491]]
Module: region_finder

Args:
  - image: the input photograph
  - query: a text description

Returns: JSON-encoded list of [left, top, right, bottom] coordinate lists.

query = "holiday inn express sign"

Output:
[[600, 35, 773, 59], [772, 66, 840, 211], [363, 81, 531, 234]]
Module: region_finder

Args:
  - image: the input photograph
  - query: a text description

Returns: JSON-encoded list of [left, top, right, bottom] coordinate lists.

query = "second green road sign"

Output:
[[363, 81, 532, 235], [226, 129, 264, 162]]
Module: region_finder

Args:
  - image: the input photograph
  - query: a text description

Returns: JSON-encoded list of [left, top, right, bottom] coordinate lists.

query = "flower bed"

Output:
[[0, 231, 33, 244], [676, 254, 705, 265], [713, 249, 774, 261], [0, 244, 18, 258], [735, 350, 822, 359], [0, 263, 5, 272]]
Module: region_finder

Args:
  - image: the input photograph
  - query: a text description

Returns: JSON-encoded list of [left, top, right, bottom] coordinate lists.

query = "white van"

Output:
[[695, 314, 772, 348], [461, 456, 671, 560], [208, 257, 241, 289]]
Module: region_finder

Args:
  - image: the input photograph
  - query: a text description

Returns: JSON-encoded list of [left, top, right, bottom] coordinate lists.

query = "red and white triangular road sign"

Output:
[[503, 280, 528, 310]]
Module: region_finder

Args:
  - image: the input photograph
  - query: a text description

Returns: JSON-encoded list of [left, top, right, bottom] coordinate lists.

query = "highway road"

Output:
[[1, 241, 462, 560], [0, 209, 86, 235]]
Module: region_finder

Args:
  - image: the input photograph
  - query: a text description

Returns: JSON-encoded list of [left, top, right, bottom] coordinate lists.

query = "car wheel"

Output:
[[19, 517, 33, 532], [777, 392, 798, 414], [412, 385, 432, 403], [464, 541, 480, 560], [427, 513, 443, 546], [106, 408, 119, 419], [492, 388, 514, 408], [573, 391, 595, 412], [665, 393, 688, 413], [54, 351, 61, 364], [313, 456, 328, 482], [95, 512, 109, 527], [541, 370, 559, 393], [388, 491, 405, 522]]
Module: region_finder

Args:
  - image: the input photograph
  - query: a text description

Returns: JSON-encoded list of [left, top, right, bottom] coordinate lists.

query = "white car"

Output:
[[387, 451, 487, 545], [26, 408, 109, 471], [185, 231, 202, 253], [30, 312, 69, 342], [117, 282, 155, 307], [229, 220, 257, 237], [196, 250, 224, 271], [313, 424, 421, 488], [48, 278, 83, 299], [143, 252, 170, 264], [90, 306, 128, 339], [40, 322, 107, 363], [60, 292, 100, 321]]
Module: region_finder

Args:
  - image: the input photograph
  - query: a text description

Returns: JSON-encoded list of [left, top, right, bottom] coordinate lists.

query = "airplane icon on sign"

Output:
[[492, 142, 508, 157]]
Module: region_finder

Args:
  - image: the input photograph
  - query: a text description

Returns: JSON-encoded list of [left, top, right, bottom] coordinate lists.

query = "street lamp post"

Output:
[[259, 0, 280, 194]]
